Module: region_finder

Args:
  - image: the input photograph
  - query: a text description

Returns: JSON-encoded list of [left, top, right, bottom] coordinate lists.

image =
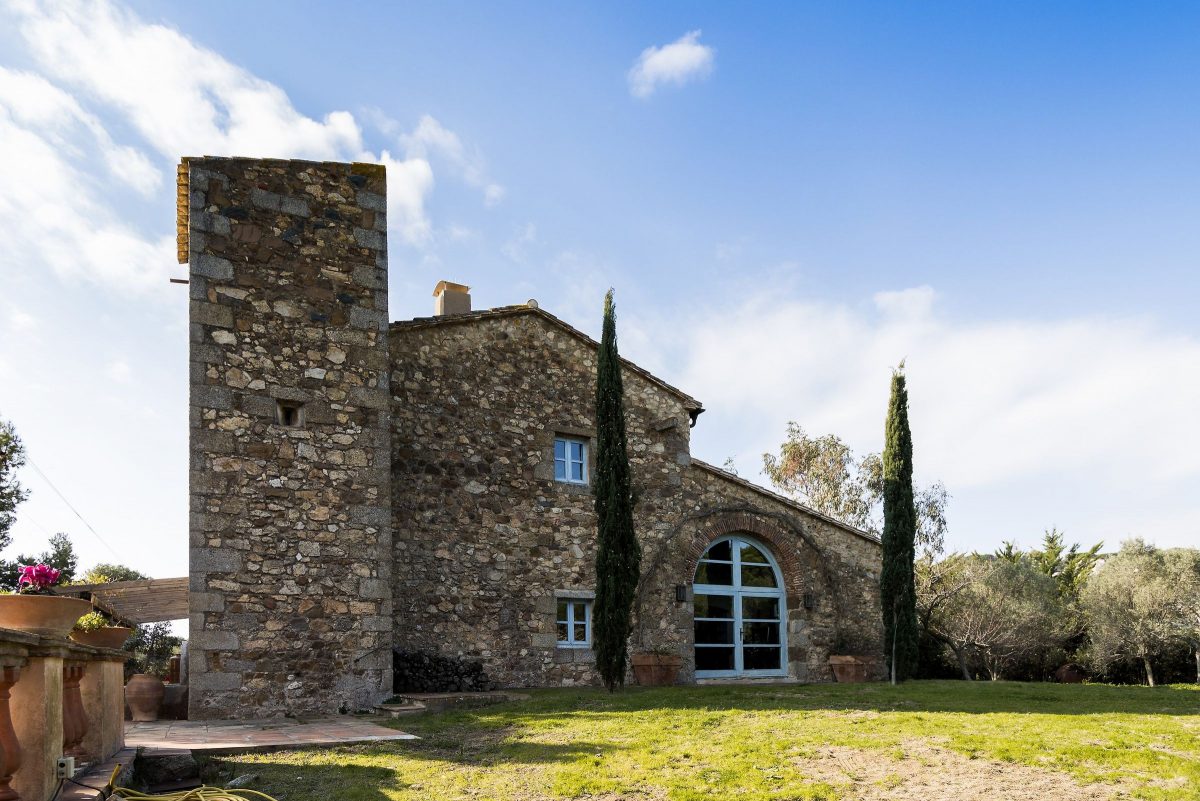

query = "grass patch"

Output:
[[212, 681, 1200, 800]]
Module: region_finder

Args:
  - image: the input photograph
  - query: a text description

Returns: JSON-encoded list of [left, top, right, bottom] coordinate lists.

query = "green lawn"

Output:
[[210, 681, 1200, 801]]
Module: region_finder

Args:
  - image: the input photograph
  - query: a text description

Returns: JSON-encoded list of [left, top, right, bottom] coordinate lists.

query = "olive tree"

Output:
[[924, 555, 1065, 680], [1082, 540, 1177, 686], [1163, 548, 1200, 683]]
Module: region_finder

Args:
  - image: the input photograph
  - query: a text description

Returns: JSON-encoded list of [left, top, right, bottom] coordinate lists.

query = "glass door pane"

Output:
[[742, 647, 782, 671], [694, 594, 734, 645], [740, 587, 782, 673], [695, 647, 736, 671], [694, 592, 735, 671]]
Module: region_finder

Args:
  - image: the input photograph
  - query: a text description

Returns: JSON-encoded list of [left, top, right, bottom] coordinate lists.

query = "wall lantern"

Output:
[[803, 592, 816, 611], [675, 584, 687, 603]]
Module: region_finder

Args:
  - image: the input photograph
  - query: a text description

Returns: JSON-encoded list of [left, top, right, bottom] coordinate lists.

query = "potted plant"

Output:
[[70, 610, 134, 649], [0, 564, 91, 638], [827, 631, 872, 683], [827, 654, 869, 683], [630, 646, 683, 686]]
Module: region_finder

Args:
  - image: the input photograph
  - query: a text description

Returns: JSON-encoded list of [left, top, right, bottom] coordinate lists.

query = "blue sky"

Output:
[[1, 0, 1197, 586]]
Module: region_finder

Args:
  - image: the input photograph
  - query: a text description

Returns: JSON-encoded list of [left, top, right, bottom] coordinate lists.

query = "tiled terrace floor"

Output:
[[126, 717, 417, 754]]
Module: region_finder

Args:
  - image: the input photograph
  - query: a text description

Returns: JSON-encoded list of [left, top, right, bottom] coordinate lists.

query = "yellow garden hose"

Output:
[[96, 763, 281, 801], [110, 789, 279, 801]]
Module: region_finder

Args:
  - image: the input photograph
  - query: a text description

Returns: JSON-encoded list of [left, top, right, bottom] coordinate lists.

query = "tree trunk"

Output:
[[1142, 655, 1156, 688], [890, 602, 898, 686], [952, 645, 971, 681], [1194, 647, 1199, 684]]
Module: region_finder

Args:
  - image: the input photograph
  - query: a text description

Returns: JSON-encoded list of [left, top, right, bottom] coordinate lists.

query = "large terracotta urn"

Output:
[[0, 595, 91, 638], [125, 674, 165, 722], [631, 653, 683, 686], [70, 626, 134, 649], [828, 655, 869, 683]]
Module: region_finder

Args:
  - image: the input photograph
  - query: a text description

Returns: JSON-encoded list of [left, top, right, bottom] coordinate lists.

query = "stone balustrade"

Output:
[[0, 628, 126, 801]]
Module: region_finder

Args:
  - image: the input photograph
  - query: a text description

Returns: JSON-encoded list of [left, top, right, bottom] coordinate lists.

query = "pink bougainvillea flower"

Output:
[[17, 563, 62, 591]]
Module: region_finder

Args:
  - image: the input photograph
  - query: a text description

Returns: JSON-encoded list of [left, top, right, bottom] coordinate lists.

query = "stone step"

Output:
[[375, 701, 428, 718], [379, 690, 530, 716]]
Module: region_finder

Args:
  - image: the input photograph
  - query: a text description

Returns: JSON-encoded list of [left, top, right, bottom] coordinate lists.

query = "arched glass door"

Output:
[[693, 536, 787, 678]]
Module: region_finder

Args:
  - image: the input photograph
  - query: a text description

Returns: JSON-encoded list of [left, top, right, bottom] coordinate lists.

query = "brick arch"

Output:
[[632, 504, 842, 648], [683, 510, 828, 600]]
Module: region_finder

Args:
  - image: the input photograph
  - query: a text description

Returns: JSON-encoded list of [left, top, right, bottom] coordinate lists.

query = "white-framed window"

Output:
[[556, 598, 591, 647], [554, 437, 588, 484]]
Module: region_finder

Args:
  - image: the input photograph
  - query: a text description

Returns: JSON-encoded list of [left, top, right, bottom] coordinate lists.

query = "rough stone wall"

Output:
[[187, 157, 393, 718], [390, 309, 883, 687], [390, 311, 694, 687]]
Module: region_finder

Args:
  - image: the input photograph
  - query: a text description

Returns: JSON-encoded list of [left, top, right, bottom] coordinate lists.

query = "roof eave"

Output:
[[390, 305, 705, 414]]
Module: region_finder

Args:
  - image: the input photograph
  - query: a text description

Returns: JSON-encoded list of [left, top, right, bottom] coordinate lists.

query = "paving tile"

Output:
[[125, 716, 416, 754]]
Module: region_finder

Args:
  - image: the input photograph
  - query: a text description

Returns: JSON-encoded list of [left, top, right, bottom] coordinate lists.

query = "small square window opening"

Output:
[[276, 400, 304, 428], [554, 437, 588, 484], [556, 598, 592, 647]]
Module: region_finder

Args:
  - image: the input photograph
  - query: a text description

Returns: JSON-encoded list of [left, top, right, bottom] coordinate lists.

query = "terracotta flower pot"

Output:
[[630, 653, 683, 686], [70, 626, 134, 649], [0, 595, 92, 638], [125, 674, 166, 721], [828, 655, 868, 683]]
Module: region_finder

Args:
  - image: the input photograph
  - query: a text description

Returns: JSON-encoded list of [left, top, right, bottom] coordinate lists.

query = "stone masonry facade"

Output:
[[185, 157, 882, 719], [186, 158, 393, 719], [389, 310, 883, 687]]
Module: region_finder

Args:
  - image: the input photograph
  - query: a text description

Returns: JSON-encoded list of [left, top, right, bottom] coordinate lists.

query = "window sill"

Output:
[[552, 481, 593, 497], [555, 643, 591, 650]]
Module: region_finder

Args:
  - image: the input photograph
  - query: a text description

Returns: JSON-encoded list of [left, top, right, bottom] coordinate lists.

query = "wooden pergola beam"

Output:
[[54, 577, 189, 624]]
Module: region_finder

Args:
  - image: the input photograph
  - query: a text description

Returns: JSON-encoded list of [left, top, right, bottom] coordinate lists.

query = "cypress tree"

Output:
[[592, 289, 641, 690], [880, 362, 919, 682]]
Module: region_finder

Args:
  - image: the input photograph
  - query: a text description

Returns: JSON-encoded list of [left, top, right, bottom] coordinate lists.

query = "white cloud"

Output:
[[4, 307, 35, 332], [398, 114, 504, 207], [106, 359, 132, 382], [0, 96, 175, 294], [0, 67, 159, 195], [650, 287, 1200, 550], [374, 150, 435, 247], [873, 285, 937, 319], [0, 0, 502, 259], [628, 30, 714, 99], [501, 223, 538, 263], [483, 183, 505, 207], [7, 0, 362, 161]]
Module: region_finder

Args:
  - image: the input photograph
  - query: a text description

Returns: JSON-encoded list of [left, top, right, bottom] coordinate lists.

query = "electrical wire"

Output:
[[25, 456, 125, 561]]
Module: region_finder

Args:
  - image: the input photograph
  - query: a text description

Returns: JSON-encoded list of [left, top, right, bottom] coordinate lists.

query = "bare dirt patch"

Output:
[[794, 740, 1124, 801]]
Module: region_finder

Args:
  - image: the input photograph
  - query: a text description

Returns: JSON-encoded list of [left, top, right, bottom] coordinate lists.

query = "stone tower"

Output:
[[183, 157, 393, 719]]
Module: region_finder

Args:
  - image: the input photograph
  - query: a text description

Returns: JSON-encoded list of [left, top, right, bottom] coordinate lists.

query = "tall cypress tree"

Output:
[[592, 289, 640, 690], [880, 363, 919, 682]]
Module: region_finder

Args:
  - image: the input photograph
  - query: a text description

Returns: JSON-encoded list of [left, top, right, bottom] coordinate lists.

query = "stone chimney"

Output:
[[433, 281, 471, 316]]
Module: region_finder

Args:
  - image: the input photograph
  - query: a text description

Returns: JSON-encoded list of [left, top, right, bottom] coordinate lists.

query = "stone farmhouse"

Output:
[[183, 156, 884, 719]]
